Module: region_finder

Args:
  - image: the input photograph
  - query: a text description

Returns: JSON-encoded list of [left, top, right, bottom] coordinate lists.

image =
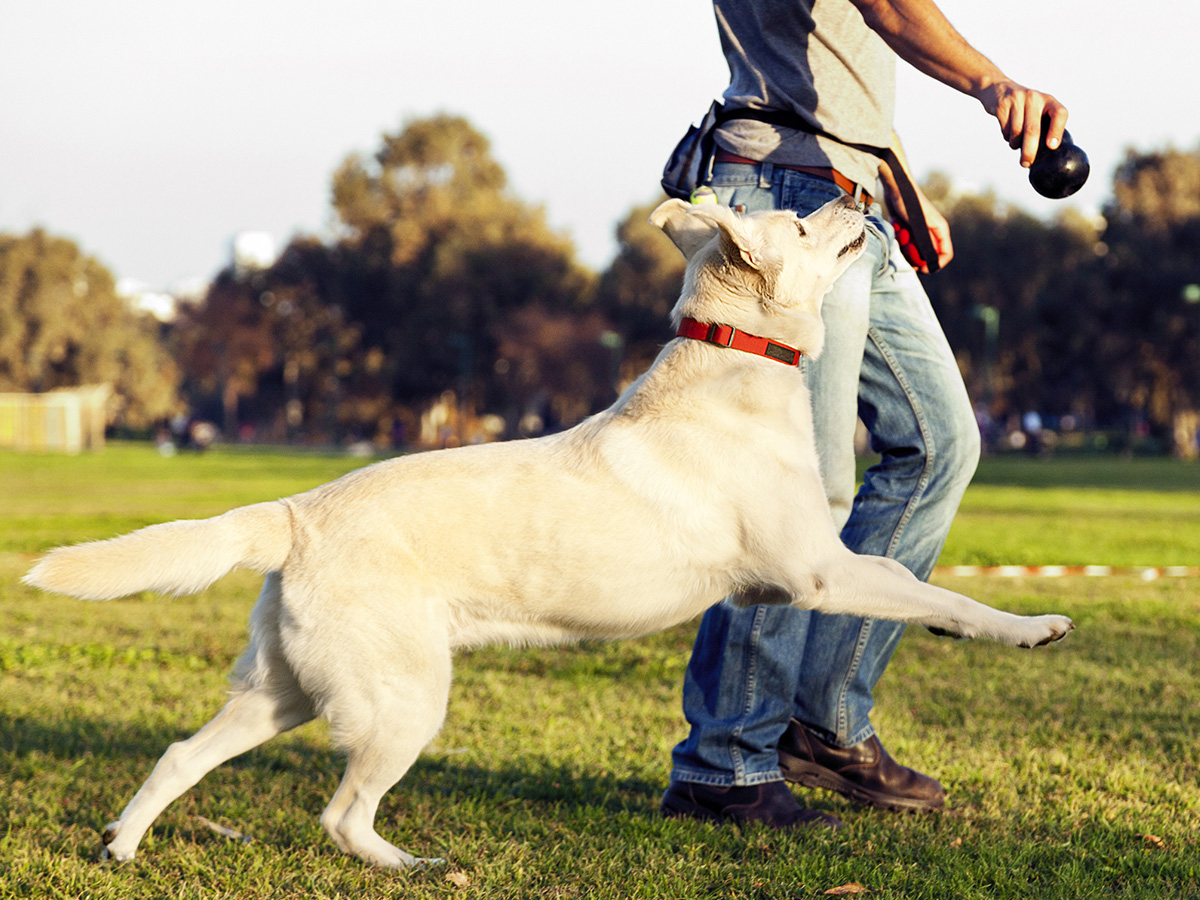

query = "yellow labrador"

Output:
[[25, 196, 1073, 868]]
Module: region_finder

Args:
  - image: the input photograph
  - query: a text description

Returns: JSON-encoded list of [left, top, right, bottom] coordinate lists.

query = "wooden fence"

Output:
[[0, 385, 111, 454]]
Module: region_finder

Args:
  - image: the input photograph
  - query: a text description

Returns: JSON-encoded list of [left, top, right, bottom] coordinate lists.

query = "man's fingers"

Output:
[[995, 91, 1018, 146], [1004, 95, 1025, 150], [1018, 93, 1046, 166], [990, 83, 1070, 167], [1042, 103, 1070, 151], [934, 230, 954, 269]]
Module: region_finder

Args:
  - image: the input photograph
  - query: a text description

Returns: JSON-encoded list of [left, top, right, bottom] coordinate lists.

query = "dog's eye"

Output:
[[795, 220, 807, 238]]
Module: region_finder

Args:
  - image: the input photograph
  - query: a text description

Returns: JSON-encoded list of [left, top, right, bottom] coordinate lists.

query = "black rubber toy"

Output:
[[1028, 117, 1090, 199]]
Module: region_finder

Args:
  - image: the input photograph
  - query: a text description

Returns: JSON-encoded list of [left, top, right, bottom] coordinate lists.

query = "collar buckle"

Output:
[[706, 322, 736, 347]]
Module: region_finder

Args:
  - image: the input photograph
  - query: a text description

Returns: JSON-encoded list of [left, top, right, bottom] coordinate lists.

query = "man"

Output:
[[660, 0, 1069, 829]]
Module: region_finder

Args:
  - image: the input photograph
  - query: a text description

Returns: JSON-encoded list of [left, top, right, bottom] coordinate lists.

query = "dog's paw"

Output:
[[924, 619, 979, 640], [1018, 615, 1075, 648], [100, 821, 135, 862]]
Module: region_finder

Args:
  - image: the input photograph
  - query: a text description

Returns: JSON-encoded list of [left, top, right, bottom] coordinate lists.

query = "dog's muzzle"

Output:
[[838, 227, 867, 259]]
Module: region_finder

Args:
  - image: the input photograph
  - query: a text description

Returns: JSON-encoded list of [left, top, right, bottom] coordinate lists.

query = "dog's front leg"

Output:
[[794, 552, 1074, 648]]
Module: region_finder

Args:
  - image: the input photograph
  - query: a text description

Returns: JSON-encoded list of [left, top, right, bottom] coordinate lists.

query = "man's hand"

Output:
[[880, 132, 953, 273], [975, 80, 1069, 168], [886, 184, 953, 274], [916, 200, 953, 273]]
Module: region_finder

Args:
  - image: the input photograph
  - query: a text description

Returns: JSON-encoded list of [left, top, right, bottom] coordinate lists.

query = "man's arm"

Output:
[[848, 0, 1068, 168]]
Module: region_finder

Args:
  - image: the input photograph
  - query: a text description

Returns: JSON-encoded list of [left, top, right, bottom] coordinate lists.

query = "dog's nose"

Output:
[[835, 195, 858, 210]]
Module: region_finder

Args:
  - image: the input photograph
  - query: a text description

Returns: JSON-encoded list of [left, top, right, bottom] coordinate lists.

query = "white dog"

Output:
[[25, 196, 1073, 868]]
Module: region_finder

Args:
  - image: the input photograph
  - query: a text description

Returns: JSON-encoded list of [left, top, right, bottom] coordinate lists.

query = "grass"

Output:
[[1, 445, 1199, 898], [939, 456, 1200, 567]]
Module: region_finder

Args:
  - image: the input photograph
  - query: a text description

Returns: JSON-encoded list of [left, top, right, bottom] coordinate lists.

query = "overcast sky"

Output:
[[1, 0, 1195, 293]]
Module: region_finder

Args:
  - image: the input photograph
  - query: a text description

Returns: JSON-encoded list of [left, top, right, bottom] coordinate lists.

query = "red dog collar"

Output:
[[676, 317, 804, 367]]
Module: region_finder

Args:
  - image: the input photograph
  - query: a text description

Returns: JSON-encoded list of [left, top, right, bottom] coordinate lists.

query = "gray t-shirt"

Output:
[[712, 0, 895, 189]]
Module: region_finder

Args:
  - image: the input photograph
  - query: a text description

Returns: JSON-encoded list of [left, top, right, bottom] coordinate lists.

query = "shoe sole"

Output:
[[660, 801, 722, 824], [660, 793, 843, 830], [779, 757, 944, 812]]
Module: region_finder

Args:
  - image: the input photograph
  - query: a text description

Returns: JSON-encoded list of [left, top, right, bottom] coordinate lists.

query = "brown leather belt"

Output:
[[714, 148, 873, 207]]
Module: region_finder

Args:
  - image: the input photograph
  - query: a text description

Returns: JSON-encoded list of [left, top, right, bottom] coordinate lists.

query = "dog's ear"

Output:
[[650, 200, 773, 274], [650, 199, 721, 260]]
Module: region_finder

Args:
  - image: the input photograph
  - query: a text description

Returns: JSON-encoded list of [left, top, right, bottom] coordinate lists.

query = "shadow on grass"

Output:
[[8, 707, 1197, 900], [1, 710, 668, 828]]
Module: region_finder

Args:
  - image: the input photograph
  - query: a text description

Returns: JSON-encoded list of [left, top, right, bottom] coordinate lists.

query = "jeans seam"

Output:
[[843, 717, 877, 748], [728, 604, 768, 782], [826, 325, 936, 745], [832, 617, 868, 743], [869, 218, 894, 277], [864, 325, 936, 556], [670, 767, 785, 788]]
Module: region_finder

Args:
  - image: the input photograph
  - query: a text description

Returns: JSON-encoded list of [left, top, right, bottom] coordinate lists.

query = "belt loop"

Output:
[[759, 161, 774, 189], [852, 182, 865, 210]]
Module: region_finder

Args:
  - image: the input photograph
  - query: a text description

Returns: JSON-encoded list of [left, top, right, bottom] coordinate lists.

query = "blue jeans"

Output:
[[670, 162, 981, 786]]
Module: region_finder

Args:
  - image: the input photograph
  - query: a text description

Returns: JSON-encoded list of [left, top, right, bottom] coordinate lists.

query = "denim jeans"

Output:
[[670, 161, 981, 786]]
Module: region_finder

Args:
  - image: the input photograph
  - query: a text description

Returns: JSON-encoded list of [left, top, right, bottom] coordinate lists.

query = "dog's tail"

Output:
[[23, 501, 292, 601]]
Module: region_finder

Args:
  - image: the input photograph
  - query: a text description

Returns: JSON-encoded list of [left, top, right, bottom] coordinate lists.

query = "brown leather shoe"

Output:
[[661, 779, 842, 830], [778, 719, 944, 811]]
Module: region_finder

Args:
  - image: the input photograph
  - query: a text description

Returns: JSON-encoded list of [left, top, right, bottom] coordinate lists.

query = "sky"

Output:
[[1, 0, 1195, 296]]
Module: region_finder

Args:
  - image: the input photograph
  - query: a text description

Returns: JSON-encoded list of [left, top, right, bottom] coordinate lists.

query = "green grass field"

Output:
[[2, 445, 1198, 899]]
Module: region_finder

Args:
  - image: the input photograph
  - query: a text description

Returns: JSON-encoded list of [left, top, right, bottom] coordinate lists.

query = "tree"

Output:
[[921, 184, 1098, 423], [594, 197, 686, 371], [1110, 146, 1200, 231], [491, 305, 621, 433], [172, 240, 368, 442], [170, 115, 609, 443], [0, 229, 180, 428], [1095, 145, 1200, 453], [172, 268, 278, 436], [921, 149, 1200, 456], [328, 115, 596, 413]]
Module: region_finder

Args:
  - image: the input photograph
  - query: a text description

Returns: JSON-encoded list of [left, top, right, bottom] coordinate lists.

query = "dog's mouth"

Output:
[[837, 227, 867, 259]]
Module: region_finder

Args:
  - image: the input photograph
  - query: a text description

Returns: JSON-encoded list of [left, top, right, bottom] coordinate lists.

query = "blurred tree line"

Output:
[[2, 114, 1199, 455], [922, 145, 1200, 455], [171, 114, 684, 448], [0, 230, 179, 427]]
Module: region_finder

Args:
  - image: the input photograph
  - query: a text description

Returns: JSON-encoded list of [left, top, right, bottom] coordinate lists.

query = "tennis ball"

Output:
[[689, 185, 718, 205]]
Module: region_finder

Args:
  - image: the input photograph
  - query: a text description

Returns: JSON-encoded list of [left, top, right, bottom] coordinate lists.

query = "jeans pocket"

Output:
[[865, 215, 897, 278], [709, 163, 776, 213], [780, 175, 844, 215]]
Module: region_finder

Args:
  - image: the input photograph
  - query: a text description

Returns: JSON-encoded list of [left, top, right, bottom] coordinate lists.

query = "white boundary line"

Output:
[[933, 565, 1199, 579]]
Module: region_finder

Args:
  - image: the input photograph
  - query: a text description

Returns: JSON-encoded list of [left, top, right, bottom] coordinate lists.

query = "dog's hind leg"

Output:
[[798, 552, 1074, 648], [101, 574, 316, 861], [313, 627, 452, 868]]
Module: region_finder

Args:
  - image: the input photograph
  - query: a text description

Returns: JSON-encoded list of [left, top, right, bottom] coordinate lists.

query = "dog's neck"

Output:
[[675, 317, 805, 367], [670, 298, 825, 360], [609, 320, 818, 433], [671, 263, 826, 358]]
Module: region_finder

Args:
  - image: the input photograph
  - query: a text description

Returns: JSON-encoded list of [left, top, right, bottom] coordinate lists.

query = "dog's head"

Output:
[[650, 196, 866, 357]]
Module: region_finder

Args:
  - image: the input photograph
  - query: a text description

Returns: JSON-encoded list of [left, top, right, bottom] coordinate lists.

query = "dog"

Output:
[[25, 196, 1073, 868]]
